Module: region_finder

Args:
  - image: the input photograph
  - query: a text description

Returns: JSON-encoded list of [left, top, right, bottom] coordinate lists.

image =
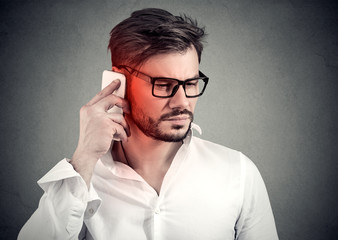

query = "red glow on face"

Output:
[[116, 47, 199, 142]]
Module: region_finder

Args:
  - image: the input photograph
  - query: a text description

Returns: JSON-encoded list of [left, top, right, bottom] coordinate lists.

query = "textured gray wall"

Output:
[[1, 0, 337, 239]]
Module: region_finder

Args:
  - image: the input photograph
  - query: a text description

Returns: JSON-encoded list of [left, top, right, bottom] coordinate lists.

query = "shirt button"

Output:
[[88, 208, 94, 215], [154, 208, 160, 214]]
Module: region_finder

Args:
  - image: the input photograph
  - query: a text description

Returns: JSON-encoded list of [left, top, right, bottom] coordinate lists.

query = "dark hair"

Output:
[[108, 8, 206, 68]]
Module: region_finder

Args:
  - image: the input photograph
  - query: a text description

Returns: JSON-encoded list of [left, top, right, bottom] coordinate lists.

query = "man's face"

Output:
[[126, 47, 199, 142]]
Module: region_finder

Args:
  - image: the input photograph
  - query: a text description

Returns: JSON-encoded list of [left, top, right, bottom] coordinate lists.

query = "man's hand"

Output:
[[70, 79, 130, 188]]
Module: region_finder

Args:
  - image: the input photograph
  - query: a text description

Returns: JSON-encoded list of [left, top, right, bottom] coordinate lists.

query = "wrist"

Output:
[[71, 149, 99, 188]]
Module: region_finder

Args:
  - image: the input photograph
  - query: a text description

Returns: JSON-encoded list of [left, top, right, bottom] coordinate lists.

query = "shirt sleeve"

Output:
[[235, 153, 279, 240], [18, 159, 101, 240]]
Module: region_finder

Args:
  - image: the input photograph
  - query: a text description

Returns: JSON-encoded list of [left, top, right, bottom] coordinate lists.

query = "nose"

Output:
[[168, 85, 189, 109]]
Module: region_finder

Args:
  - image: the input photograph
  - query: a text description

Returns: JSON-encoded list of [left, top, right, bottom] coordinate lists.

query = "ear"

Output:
[[112, 66, 123, 73]]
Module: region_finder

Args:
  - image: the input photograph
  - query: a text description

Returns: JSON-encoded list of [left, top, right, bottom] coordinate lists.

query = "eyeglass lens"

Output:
[[153, 78, 205, 97]]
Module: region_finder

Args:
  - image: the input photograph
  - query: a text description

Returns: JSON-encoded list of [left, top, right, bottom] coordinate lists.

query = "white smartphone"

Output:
[[101, 70, 126, 114], [101, 70, 126, 141]]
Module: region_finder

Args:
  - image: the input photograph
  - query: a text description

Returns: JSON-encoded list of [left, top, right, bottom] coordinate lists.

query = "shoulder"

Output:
[[190, 136, 239, 155], [189, 136, 259, 173], [189, 136, 241, 161]]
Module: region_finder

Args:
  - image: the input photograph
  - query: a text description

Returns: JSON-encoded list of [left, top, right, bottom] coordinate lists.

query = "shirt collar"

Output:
[[191, 122, 202, 135], [99, 123, 202, 175]]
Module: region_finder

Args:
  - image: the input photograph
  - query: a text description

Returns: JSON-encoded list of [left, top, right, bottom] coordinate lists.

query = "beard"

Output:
[[128, 98, 193, 142]]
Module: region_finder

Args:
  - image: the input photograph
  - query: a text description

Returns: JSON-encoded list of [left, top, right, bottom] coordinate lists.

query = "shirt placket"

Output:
[[153, 198, 162, 240], [151, 139, 191, 240]]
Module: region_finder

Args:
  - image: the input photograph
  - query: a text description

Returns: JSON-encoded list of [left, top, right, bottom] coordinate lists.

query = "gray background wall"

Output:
[[1, 0, 337, 239]]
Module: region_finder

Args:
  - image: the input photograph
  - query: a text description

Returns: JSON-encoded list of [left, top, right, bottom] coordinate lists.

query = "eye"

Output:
[[155, 83, 171, 88], [154, 79, 176, 91], [186, 80, 199, 87], [155, 83, 171, 87]]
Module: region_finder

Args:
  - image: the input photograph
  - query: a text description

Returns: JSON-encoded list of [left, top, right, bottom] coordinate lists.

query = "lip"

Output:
[[163, 115, 190, 125], [164, 115, 190, 120]]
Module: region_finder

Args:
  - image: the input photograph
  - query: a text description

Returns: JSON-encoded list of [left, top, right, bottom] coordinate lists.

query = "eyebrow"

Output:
[[192, 73, 200, 78], [121, 65, 201, 81], [152, 73, 200, 79]]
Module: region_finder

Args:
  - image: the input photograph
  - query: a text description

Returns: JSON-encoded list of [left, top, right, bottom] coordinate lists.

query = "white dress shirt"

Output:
[[18, 124, 278, 240]]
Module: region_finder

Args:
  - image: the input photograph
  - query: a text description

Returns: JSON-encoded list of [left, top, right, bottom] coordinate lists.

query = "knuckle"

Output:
[[80, 105, 88, 115], [108, 93, 118, 102], [111, 124, 120, 133], [111, 127, 117, 135], [103, 118, 113, 128], [96, 89, 104, 96], [113, 114, 123, 122], [80, 105, 96, 117]]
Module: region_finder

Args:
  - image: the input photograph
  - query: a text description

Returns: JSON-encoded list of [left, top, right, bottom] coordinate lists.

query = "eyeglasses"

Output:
[[117, 65, 209, 98]]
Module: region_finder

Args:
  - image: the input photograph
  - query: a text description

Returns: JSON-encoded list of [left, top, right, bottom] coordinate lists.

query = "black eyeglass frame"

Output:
[[117, 65, 209, 98]]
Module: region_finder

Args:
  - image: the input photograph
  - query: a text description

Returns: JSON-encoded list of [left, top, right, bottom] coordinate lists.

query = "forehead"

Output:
[[139, 47, 199, 79]]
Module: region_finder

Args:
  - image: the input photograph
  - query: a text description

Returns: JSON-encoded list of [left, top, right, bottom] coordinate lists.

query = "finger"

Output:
[[87, 79, 121, 106], [107, 113, 131, 137], [111, 122, 128, 142], [112, 97, 131, 114], [96, 94, 130, 113]]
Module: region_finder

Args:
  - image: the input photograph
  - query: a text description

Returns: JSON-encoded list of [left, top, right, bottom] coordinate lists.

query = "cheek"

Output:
[[127, 78, 147, 106], [190, 98, 198, 112], [128, 80, 164, 115]]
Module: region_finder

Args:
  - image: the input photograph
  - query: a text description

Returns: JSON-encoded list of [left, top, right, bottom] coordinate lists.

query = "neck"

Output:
[[113, 119, 183, 174]]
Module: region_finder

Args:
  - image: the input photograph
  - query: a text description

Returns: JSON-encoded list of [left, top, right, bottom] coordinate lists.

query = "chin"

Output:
[[155, 123, 191, 142], [131, 112, 192, 142]]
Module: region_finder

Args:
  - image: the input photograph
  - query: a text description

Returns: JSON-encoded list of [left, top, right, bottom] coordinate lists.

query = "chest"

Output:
[[134, 168, 167, 195], [85, 169, 241, 240]]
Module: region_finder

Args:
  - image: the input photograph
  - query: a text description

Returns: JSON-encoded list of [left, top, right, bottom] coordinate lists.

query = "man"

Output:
[[18, 8, 278, 240]]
